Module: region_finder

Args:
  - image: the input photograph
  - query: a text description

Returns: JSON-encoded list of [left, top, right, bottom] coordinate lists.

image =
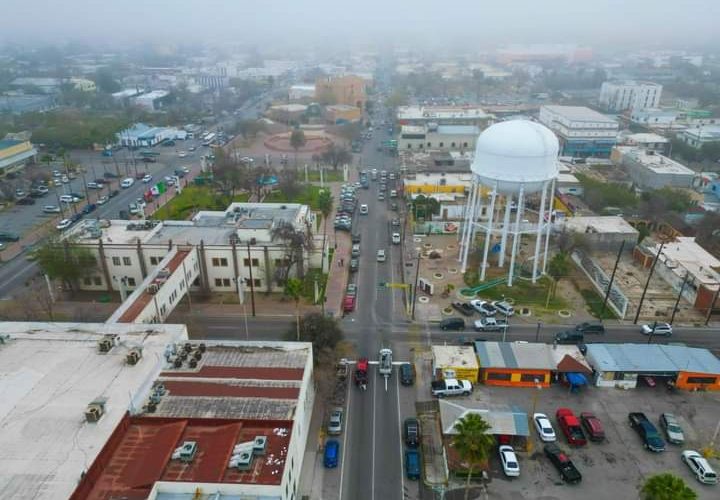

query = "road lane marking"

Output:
[[339, 376, 351, 500], [396, 373, 405, 498], [371, 367, 377, 500]]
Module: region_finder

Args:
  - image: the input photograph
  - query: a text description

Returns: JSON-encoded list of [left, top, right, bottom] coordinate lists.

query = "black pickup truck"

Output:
[[544, 443, 582, 484]]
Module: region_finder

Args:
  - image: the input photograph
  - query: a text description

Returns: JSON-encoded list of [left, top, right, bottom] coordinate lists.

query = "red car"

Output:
[[556, 408, 587, 446], [343, 295, 356, 313], [580, 412, 605, 442]]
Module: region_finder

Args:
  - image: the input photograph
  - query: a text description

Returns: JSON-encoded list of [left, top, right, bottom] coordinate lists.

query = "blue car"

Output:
[[82, 203, 97, 214], [324, 439, 339, 468], [405, 450, 420, 480]]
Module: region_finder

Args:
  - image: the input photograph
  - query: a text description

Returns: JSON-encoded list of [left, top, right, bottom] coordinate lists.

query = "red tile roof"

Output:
[[162, 380, 300, 399], [71, 417, 292, 500], [161, 365, 305, 380]]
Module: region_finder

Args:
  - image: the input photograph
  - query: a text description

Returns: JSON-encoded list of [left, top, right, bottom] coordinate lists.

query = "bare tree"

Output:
[[271, 220, 314, 282]]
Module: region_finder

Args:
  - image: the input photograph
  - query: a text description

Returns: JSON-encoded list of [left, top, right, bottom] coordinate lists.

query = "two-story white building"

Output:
[[64, 203, 326, 295], [398, 124, 480, 152]]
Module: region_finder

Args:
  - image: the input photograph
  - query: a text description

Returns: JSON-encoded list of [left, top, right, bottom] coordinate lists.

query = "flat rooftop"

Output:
[[475, 341, 557, 370], [542, 105, 617, 124], [435, 124, 480, 135], [72, 341, 311, 499], [625, 132, 669, 144], [626, 150, 695, 175], [564, 216, 639, 235], [0, 322, 188, 500], [586, 343, 720, 375], [397, 105, 491, 120], [432, 345, 479, 370], [652, 236, 720, 286]]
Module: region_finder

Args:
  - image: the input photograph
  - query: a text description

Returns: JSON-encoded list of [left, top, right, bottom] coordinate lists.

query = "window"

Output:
[[407, 143, 411, 149], [245, 278, 261, 287], [214, 278, 232, 287], [451, 142, 456, 148], [686, 376, 716, 385], [223, 278, 231, 287], [123, 256, 132, 266], [214, 278, 222, 287], [93, 277, 102, 286], [112, 256, 121, 266], [83, 277, 92, 286], [463, 142, 468, 148], [486, 372, 512, 381], [521, 373, 543, 382], [126, 277, 136, 287], [427, 142, 431, 147], [150, 256, 161, 265], [439, 142, 444, 148], [212, 257, 228, 267], [275, 258, 290, 267], [243, 258, 259, 267]]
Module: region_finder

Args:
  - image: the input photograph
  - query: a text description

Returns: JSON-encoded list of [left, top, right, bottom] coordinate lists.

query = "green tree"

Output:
[[93, 67, 121, 94], [278, 168, 301, 200], [35, 240, 97, 293], [452, 413, 495, 500], [285, 278, 303, 341], [290, 129, 306, 166], [317, 189, 333, 243], [547, 252, 570, 299], [640, 473, 696, 500], [286, 312, 344, 358], [411, 195, 440, 220]]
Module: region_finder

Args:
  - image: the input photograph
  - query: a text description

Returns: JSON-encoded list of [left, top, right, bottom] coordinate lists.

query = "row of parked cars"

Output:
[[441, 299, 516, 331], [524, 409, 717, 485]]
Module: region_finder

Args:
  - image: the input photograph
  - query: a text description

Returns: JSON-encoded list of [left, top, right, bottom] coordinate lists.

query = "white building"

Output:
[[289, 84, 316, 101], [616, 147, 696, 190], [398, 124, 480, 152], [132, 90, 171, 111], [629, 108, 680, 130], [599, 80, 662, 112], [64, 203, 326, 296], [683, 125, 720, 149], [538, 105, 618, 158], [0, 322, 315, 500], [116, 123, 179, 147], [397, 105, 493, 128], [621, 132, 670, 155]]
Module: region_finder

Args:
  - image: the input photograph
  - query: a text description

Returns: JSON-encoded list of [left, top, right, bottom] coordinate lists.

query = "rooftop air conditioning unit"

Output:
[[230, 450, 254, 470], [85, 400, 106, 423], [172, 441, 198, 462], [253, 436, 268, 455], [97, 336, 116, 353], [126, 348, 142, 365], [147, 284, 159, 295]]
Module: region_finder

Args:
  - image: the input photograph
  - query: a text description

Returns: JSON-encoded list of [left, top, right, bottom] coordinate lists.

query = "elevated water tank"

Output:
[[471, 120, 559, 194]]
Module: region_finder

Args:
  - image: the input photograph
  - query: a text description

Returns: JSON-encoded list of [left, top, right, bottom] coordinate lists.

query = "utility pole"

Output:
[[411, 251, 421, 320], [634, 241, 666, 325], [246, 242, 256, 316], [705, 285, 720, 326], [669, 272, 690, 325], [600, 240, 625, 319]]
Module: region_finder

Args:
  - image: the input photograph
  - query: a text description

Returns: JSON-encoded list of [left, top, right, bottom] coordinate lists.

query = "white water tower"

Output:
[[458, 120, 559, 286]]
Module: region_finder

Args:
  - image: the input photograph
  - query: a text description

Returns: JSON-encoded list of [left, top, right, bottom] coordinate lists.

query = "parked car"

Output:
[[405, 450, 421, 480], [82, 203, 97, 214], [324, 439, 339, 468], [351, 243, 360, 257], [360, 204, 369, 215], [544, 443, 582, 484], [346, 283, 357, 296], [142, 174, 153, 183], [439, 317, 465, 331], [575, 321, 605, 335], [121, 178, 135, 188], [97, 195, 109, 205], [59, 195, 79, 204], [499, 445, 520, 477], [86, 182, 101, 190], [556, 408, 587, 446], [554, 330, 584, 345], [376, 249, 386, 262], [451, 301, 475, 316], [629, 412, 666, 452], [391, 219, 400, 227], [470, 299, 496, 316], [400, 363, 415, 386], [492, 300, 515, 316], [343, 295, 356, 313], [473, 317, 508, 332], [533, 413, 557, 442], [328, 408, 343, 435], [56, 219, 73, 230], [404, 417, 420, 447], [641, 322, 673, 336], [682, 450, 719, 485], [392, 232, 401, 244], [659, 413, 685, 444], [580, 412, 605, 442], [350, 258, 359, 272]]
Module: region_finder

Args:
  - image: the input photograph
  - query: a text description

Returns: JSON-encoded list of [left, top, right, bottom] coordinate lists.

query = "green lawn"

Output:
[[580, 288, 618, 320], [152, 186, 249, 220], [264, 185, 325, 210], [473, 276, 568, 311], [306, 170, 344, 182]]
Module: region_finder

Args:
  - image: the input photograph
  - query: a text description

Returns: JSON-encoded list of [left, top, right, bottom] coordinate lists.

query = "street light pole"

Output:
[[535, 321, 542, 342], [601, 240, 625, 319], [634, 241, 666, 324], [411, 251, 421, 320], [670, 272, 690, 325]]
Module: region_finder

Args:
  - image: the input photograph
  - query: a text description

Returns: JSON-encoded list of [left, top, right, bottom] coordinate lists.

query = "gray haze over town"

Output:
[[2, 2, 720, 500]]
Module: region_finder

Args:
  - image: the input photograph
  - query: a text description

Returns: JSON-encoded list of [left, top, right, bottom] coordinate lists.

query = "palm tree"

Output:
[[285, 278, 303, 341], [317, 189, 333, 267], [641, 473, 697, 500], [452, 413, 495, 500]]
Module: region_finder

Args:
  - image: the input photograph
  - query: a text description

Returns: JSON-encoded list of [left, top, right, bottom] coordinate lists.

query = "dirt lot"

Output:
[[477, 383, 720, 500]]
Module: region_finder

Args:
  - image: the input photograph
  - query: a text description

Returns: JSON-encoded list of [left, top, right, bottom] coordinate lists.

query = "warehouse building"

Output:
[[617, 148, 696, 190], [539, 105, 618, 158]]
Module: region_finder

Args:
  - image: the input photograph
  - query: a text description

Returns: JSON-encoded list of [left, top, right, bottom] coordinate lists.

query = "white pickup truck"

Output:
[[473, 317, 508, 332], [431, 378, 473, 398]]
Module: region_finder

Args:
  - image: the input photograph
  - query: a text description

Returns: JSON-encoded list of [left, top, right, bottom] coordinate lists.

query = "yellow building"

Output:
[[315, 75, 367, 109], [0, 139, 37, 176], [70, 78, 97, 92], [432, 345, 479, 383], [403, 173, 491, 195], [325, 104, 362, 124]]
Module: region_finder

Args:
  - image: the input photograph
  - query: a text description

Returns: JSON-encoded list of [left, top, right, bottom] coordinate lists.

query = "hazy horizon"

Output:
[[2, 0, 720, 50]]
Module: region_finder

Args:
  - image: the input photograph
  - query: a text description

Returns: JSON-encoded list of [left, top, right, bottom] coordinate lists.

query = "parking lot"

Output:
[[475, 383, 720, 499]]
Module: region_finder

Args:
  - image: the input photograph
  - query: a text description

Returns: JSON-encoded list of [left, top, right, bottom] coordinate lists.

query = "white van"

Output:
[[121, 178, 135, 188]]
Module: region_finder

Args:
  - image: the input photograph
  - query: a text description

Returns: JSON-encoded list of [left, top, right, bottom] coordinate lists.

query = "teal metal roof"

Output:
[[586, 344, 720, 375]]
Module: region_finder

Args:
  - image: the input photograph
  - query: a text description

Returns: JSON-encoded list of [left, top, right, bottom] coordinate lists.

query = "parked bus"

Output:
[[202, 133, 216, 146]]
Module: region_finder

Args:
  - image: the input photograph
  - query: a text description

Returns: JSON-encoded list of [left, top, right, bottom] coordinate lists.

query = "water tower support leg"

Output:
[[508, 186, 525, 287], [532, 181, 549, 283], [480, 188, 497, 281], [499, 193, 512, 267], [542, 179, 556, 275], [459, 182, 477, 270]]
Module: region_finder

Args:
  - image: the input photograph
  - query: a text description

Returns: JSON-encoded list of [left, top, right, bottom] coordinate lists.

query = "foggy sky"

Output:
[[3, 0, 719, 49]]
